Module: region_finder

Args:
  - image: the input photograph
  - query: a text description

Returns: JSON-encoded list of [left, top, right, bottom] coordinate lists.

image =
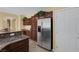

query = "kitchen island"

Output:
[[0, 31, 29, 52]]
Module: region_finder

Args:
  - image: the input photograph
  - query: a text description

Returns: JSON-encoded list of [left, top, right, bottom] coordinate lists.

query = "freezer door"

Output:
[[37, 19, 42, 46]]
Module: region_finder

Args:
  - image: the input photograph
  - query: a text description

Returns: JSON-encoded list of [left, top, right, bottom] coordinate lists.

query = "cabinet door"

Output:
[[55, 8, 79, 52]]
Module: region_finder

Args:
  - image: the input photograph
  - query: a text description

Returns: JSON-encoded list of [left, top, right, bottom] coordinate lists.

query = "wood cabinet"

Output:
[[23, 17, 37, 41], [22, 29, 31, 39], [23, 17, 31, 25], [1, 39, 29, 52], [23, 17, 32, 39], [31, 17, 37, 41], [34, 11, 52, 18]]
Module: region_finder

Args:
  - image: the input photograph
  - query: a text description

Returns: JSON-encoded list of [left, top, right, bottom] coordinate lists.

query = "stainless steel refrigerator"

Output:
[[37, 18, 52, 51]]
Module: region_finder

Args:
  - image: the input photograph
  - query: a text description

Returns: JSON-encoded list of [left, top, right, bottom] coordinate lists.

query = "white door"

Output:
[[75, 15, 79, 52], [55, 8, 79, 52]]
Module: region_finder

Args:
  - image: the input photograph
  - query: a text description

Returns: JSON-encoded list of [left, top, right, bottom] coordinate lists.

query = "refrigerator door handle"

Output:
[[41, 22, 43, 31]]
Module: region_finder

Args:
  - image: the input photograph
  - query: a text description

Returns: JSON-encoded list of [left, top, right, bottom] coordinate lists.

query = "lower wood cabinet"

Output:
[[1, 39, 29, 52]]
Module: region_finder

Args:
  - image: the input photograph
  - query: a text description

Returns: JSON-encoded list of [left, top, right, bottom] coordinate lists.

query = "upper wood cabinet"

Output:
[[23, 17, 31, 25], [34, 11, 52, 18]]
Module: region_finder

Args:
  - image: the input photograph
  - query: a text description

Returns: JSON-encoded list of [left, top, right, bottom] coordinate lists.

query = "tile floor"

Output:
[[29, 39, 49, 52]]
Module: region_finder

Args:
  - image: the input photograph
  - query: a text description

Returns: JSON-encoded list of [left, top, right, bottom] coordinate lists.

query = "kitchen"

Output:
[[0, 7, 54, 52], [0, 7, 79, 52], [0, 0, 77, 59]]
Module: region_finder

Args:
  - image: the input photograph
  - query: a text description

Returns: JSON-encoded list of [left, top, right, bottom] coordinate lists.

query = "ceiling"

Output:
[[0, 7, 64, 18]]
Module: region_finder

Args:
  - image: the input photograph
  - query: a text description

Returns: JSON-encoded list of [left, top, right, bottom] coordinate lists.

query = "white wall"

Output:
[[55, 8, 79, 52]]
